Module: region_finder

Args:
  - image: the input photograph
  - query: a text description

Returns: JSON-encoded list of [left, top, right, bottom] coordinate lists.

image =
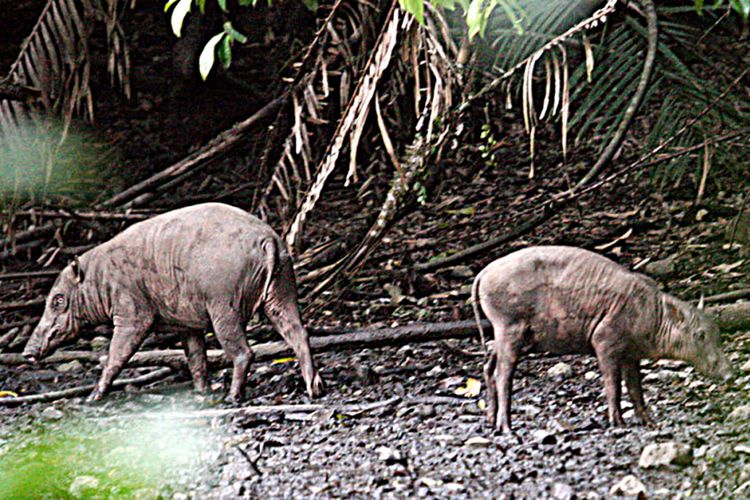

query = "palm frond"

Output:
[[1, 0, 130, 129]]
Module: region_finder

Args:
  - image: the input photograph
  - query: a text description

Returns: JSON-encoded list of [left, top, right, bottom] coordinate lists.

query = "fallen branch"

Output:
[[2, 302, 748, 368], [702, 289, 750, 304], [1, 209, 152, 221], [0, 368, 173, 406], [0, 270, 60, 281], [0, 297, 45, 311], [413, 211, 549, 272], [137, 396, 402, 420], [99, 97, 286, 208], [0, 321, 485, 367], [414, 126, 750, 273]]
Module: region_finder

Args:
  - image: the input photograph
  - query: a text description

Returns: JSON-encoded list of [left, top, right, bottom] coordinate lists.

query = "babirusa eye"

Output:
[[52, 294, 65, 308]]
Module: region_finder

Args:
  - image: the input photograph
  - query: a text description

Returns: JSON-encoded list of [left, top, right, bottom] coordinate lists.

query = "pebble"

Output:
[[639, 442, 692, 468], [69, 475, 100, 498], [547, 362, 573, 379], [551, 482, 574, 500], [56, 360, 83, 373], [464, 436, 492, 448], [518, 404, 541, 416], [416, 404, 436, 418], [356, 365, 379, 385], [376, 446, 402, 464], [704, 443, 734, 462], [90, 336, 110, 351], [532, 429, 557, 445], [584, 371, 598, 381], [609, 475, 646, 497], [41, 406, 64, 421], [734, 444, 750, 455], [644, 257, 675, 277], [643, 370, 678, 383], [740, 463, 750, 483], [433, 434, 458, 445], [726, 404, 750, 421], [741, 359, 750, 372], [446, 265, 474, 278]]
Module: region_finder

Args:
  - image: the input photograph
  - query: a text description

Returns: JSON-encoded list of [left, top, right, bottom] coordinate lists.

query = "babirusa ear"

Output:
[[71, 256, 85, 283], [698, 294, 705, 310]]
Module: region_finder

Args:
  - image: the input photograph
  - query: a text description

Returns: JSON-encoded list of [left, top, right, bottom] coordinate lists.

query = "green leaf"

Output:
[[694, 0, 704, 14], [218, 35, 232, 68], [197, 0, 205, 13], [223, 21, 248, 43], [301, 0, 319, 11], [467, 0, 484, 38], [164, 0, 179, 12], [170, 0, 192, 37], [199, 32, 226, 80], [401, 0, 425, 24], [439, 0, 457, 11], [730, 0, 750, 19], [217, 0, 227, 11]]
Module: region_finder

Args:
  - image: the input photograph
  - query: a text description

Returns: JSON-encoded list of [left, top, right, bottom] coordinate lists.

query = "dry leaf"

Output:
[[454, 377, 481, 398]]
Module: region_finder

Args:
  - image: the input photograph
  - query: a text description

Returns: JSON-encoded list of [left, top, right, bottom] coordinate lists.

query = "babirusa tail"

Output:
[[253, 238, 276, 315], [471, 273, 487, 353]]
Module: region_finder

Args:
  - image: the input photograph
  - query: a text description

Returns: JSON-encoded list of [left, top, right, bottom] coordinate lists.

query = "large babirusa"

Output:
[[23, 203, 324, 402], [472, 246, 733, 432]]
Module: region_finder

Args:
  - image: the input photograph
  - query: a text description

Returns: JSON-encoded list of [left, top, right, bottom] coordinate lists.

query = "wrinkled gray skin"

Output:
[[472, 246, 734, 432], [23, 203, 324, 403]]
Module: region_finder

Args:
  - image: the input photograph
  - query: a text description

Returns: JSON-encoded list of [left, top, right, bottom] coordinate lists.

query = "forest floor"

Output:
[[2, 160, 750, 498], [2, 1, 750, 498]]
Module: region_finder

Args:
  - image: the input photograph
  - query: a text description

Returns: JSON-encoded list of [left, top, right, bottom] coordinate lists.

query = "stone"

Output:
[[376, 446, 403, 465], [355, 365, 379, 385], [434, 434, 459, 445], [584, 371, 598, 381], [547, 362, 573, 379], [643, 370, 678, 383], [705, 443, 734, 463], [734, 444, 750, 455], [417, 404, 436, 418], [738, 464, 750, 484], [56, 360, 83, 373], [40, 406, 64, 421], [551, 482, 574, 500], [464, 436, 492, 448], [609, 475, 646, 497], [69, 476, 99, 498], [90, 336, 110, 350], [532, 429, 557, 445], [727, 405, 750, 421], [639, 442, 692, 468], [644, 257, 676, 277], [446, 265, 474, 279], [741, 359, 750, 372]]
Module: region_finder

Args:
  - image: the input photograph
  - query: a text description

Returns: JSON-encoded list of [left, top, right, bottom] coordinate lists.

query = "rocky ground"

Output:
[[2, 1, 750, 498], [1, 329, 749, 498]]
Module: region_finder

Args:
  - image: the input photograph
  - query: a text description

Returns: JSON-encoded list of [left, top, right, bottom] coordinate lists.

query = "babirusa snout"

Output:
[[22, 324, 49, 363]]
